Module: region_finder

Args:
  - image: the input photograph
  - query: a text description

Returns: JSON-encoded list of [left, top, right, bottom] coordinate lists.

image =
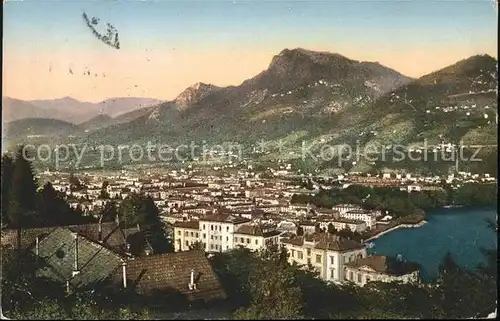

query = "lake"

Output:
[[368, 207, 497, 282]]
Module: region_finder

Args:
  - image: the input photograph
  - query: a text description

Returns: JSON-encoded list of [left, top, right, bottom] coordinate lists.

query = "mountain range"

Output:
[[2, 96, 163, 124], [3, 48, 498, 174]]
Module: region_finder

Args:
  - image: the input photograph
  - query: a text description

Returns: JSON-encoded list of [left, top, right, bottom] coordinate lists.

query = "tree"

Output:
[[453, 183, 497, 206], [100, 201, 118, 223], [1, 246, 65, 315], [188, 240, 205, 251], [382, 197, 409, 217], [210, 247, 256, 308], [361, 280, 440, 319], [296, 226, 304, 236], [99, 181, 110, 199], [8, 146, 39, 225], [69, 173, 84, 192], [7, 146, 39, 260], [327, 223, 336, 234], [1, 154, 15, 226], [118, 193, 142, 228], [409, 191, 433, 210], [363, 193, 383, 210], [6, 288, 152, 320], [433, 252, 496, 318], [233, 245, 304, 319], [119, 193, 172, 253], [37, 182, 93, 226]]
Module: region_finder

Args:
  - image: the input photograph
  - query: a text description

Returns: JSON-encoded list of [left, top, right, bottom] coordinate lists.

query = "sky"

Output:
[[3, 0, 498, 102]]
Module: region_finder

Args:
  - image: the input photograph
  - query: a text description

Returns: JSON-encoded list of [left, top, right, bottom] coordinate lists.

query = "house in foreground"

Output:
[[344, 255, 420, 286], [282, 232, 367, 284], [118, 250, 227, 307], [2, 223, 227, 310]]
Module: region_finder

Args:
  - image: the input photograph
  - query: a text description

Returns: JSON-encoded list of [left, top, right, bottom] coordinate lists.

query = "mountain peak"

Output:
[[266, 48, 354, 79], [174, 82, 220, 110], [191, 82, 213, 90], [272, 48, 350, 64], [420, 53, 498, 86], [59, 96, 80, 102], [278, 47, 347, 58]]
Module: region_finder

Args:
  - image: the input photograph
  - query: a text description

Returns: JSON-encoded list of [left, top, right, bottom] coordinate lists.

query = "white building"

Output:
[[233, 224, 281, 251], [276, 220, 297, 233], [318, 218, 367, 233], [340, 210, 377, 229], [173, 221, 200, 252], [344, 255, 420, 286], [406, 184, 422, 192], [332, 204, 363, 215], [199, 214, 251, 252], [283, 233, 367, 284], [299, 221, 318, 235], [173, 214, 284, 253]]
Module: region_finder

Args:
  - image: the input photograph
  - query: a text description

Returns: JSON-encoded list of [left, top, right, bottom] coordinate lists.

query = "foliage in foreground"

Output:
[[1, 248, 152, 320]]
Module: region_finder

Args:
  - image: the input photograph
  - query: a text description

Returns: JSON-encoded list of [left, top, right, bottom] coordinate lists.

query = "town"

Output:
[[2, 0, 497, 319], [2, 147, 497, 319], [8, 164, 495, 274]]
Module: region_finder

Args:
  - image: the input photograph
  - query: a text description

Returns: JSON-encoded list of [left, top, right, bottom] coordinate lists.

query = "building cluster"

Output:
[[28, 166, 493, 288]]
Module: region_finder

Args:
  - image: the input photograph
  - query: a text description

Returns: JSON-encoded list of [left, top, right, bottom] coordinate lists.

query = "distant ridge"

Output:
[[3, 96, 163, 124], [4, 48, 497, 174]]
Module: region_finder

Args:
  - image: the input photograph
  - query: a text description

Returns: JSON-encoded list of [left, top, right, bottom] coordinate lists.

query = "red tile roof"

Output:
[[173, 221, 200, 230], [345, 255, 420, 276], [121, 251, 226, 302], [283, 233, 365, 252]]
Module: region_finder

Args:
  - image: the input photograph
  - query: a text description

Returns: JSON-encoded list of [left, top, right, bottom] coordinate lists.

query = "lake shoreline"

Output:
[[363, 204, 497, 243], [364, 220, 428, 243], [364, 207, 497, 281]]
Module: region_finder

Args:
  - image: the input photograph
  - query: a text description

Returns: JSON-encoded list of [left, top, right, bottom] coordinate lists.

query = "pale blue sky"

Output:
[[3, 0, 498, 101], [4, 0, 497, 52]]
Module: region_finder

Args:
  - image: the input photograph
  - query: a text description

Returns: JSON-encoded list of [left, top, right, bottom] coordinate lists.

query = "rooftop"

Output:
[[235, 224, 282, 237], [174, 221, 200, 230], [34, 227, 123, 289], [1, 222, 126, 253], [283, 233, 365, 252], [199, 214, 250, 225], [120, 251, 227, 302], [345, 255, 420, 276]]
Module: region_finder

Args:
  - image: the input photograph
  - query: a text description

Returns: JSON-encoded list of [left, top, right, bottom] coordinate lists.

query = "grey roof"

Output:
[[1, 222, 127, 253], [34, 227, 123, 289]]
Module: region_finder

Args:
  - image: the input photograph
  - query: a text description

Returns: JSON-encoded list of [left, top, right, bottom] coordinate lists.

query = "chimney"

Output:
[[188, 269, 197, 290], [122, 262, 127, 288], [98, 215, 103, 242], [35, 236, 40, 255], [72, 232, 80, 276]]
